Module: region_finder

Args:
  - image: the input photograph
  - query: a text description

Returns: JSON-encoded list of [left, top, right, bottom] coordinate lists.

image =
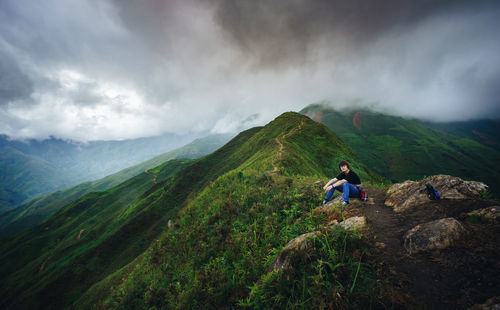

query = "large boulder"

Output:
[[403, 218, 465, 253], [267, 231, 321, 272], [385, 175, 488, 212]]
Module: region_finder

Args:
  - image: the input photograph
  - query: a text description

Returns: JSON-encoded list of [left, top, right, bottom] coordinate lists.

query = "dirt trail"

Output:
[[145, 169, 158, 184], [341, 187, 500, 309], [76, 229, 85, 241], [270, 120, 305, 173], [39, 258, 49, 273]]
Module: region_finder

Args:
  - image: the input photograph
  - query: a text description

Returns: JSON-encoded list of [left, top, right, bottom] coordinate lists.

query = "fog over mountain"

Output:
[[1, 0, 499, 141]]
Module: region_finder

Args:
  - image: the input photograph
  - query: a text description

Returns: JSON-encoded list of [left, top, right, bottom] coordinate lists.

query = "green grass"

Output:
[[301, 104, 500, 197], [92, 172, 390, 309], [1, 112, 390, 309], [0, 158, 195, 309], [0, 134, 230, 238]]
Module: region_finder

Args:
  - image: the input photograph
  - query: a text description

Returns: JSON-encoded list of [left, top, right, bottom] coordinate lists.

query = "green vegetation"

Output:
[[0, 133, 232, 212], [0, 158, 195, 309], [0, 112, 390, 309], [0, 144, 73, 213], [301, 104, 500, 197], [91, 173, 390, 309], [0, 134, 231, 237]]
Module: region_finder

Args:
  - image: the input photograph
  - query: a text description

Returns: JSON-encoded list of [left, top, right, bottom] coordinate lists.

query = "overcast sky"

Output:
[[1, 0, 499, 141]]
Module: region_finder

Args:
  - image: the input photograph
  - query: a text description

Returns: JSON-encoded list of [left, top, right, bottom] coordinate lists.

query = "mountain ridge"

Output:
[[3, 111, 495, 309], [0, 132, 222, 212], [300, 104, 500, 197], [0, 112, 382, 309], [0, 134, 232, 238]]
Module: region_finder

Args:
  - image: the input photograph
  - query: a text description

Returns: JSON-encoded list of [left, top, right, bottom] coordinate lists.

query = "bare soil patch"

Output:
[[342, 186, 500, 309]]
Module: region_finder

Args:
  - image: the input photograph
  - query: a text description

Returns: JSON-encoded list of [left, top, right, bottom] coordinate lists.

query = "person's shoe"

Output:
[[341, 201, 349, 206], [322, 199, 330, 205]]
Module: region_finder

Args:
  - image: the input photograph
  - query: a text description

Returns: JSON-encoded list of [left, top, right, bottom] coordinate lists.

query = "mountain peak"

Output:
[[230, 112, 381, 182]]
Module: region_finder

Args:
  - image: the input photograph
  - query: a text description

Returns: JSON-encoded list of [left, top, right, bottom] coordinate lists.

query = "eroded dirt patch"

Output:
[[342, 186, 499, 309]]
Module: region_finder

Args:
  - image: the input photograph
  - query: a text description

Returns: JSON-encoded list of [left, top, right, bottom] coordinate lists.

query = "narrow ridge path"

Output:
[[359, 189, 404, 250], [145, 169, 158, 184], [270, 120, 305, 173]]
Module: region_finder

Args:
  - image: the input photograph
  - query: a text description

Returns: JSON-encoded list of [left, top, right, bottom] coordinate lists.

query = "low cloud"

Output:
[[0, 0, 499, 141]]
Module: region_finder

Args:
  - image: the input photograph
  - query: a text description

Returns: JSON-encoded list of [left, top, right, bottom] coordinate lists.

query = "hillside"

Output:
[[72, 113, 499, 309], [1, 112, 497, 309], [300, 104, 500, 197], [424, 119, 500, 151], [0, 144, 74, 213], [0, 112, 383, 309], [0, 132, 219, 211], [0, 134, 232, 238]]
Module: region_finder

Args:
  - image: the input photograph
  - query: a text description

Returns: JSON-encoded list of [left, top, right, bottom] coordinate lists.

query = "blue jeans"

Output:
[[325, 182, 360, 202]]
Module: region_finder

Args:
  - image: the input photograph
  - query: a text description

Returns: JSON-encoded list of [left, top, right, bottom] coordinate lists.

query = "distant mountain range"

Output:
[[0, 134, 232, 237], [301, 104, 500, 197], [0, 132, 229, 212]]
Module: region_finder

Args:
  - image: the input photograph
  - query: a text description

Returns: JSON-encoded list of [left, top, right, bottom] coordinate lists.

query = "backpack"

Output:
[[357, 186, 368, 201], [425, 183, 440, 200]]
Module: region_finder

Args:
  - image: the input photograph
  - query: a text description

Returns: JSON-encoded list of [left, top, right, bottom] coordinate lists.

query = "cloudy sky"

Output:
[[1, 0, 499, 141]]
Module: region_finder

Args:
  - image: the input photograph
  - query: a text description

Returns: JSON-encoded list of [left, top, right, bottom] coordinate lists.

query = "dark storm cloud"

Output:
[[211, 0, 459, 69], [208, 0, 500, 121]]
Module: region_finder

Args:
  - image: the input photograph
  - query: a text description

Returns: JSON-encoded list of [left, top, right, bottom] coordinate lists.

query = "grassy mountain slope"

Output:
[[0, 132, 219, 211], [0, 134, 232, 238], [301, 104, 500, 197], [0, 125, 264, 309], [0, 157, 196, 309], [0, 112, 383, 309], [424, 119, 500, 151], [0, 145, 73, 213], [72, 112, 386, 309]]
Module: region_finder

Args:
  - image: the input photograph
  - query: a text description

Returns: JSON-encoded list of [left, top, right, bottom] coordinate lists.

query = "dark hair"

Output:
[[338, 161, 350, 169]]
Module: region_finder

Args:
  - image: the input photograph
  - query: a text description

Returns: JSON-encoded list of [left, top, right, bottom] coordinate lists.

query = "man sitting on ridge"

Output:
[[323, 161, 362, 206]]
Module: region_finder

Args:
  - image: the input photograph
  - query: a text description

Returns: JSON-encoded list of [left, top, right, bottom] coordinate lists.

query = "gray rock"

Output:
[[385, 175, 488, 212], [386, 180, 416, 196], [338, 216, 367, 230], [312, 195, 347, 217], [267, 231, 321, 272], [403, 218, 465, 253], [467, 207, 500, 223]]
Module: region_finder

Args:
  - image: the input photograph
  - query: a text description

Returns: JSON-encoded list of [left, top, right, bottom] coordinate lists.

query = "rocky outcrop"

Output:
[[403, 218, 465, 253], [386, 180, 415, 196], [385, 175, 488, 212], [312, 195, 347, 217], [269, 214, 367, 272], [267, 231, 321, 272], [338, 216, 367, 230], [467, 207, 499, 223]]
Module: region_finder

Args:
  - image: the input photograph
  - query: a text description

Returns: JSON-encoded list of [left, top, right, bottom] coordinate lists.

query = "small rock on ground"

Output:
[[467, 207, 499, 223], [403, 217, 465, 253], [338, 216, 367, 230]]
